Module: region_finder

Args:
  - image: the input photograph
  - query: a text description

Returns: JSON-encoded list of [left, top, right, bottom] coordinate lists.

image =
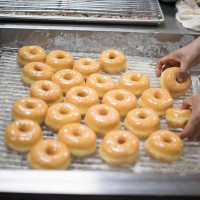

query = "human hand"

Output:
[[178, 93, 200, 140], [156, 37, 200, 83]]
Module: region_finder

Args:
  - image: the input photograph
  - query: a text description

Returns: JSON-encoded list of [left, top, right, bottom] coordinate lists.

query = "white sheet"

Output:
[[176, 0, 200, 31]]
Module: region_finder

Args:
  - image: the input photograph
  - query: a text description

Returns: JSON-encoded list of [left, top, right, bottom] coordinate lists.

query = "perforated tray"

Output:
[[0, 47, 200, 173], [0, 27, 200, 195]]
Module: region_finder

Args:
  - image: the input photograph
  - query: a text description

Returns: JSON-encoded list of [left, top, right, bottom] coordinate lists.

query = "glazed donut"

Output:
[[102, 89, 138, 118], [99, 130, 140, 165], [28, 139, 70, 170], [21, 62, 54, 86], [144, 130, 183, 162], [30, 80, 63, 106], [160, 67, 192, 97], [73, 57, 101, 79], [138, 88, 173, 116], [166, 108, 191, 128], [45, 103, 81, 132], [5, 119, 43, 152], [124, 108, 160, 139], [58, 123, 97, 157], [85, 104, 121, 137], [118, 72, 150, 96], [12, 97, 48, 124], [65, 86, 99, 115], [99, 49, 126, 73], [45, 50, 74, 72], [52, 69, 85, 94], [86, 73, 116, 98], [17, 46, 47, 67]]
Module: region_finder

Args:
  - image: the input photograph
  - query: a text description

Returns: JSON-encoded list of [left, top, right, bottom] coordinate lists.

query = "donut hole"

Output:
[[97, 77, 106, 84], [131, 75, 140, 82], [56, 54, 65, 59], [34, 65, 42, 72], [109, 53, 116, 60], [154, 92, 163, 99], [46, 146, 57, 155], [99, 108, 108, 116], [162, 136, 172, 143], [18, 123, 30, 132], [138, 112, 147, 119], [77, 91, 88, 97], [115, 93, 124, 101], [73, 130, 81, 137], [25, 102, 35, 109], [59, 108, 69, 115], [41, 84, 50, 91], [117, 137, 126, 144], [84, 60, 91, 65], [63, 73, 73, 80], [30, 48, 37, 55]]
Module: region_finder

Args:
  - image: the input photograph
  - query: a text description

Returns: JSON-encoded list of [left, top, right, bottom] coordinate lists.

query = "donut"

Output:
[[166, 108, 191, 128], [160, 67, 192, 97], [58, 123, 97, 157], [28, 139, 70, 170], [118, 72, 150, 96], [12, 97, 48, 124], [99, 130, 139, 165], [65, 86, 99, 115], [124, 108, 160, 139], [102, 89, 138, 118], [138, 88, 173, 116], [17, 46, 47, 67], [144, 130, 183, 162], [30, 80, 63, 106], [99, 49, 126, 73], [52, 69, 85, 94], [86, 73, 116, 98], [5, 119, 43, 152], [45, 103, 81, 132], [21, 62, 54, 86], [73, 57, 101, 79], [85, 104, 121, 137], [45, 50, 74, 72]]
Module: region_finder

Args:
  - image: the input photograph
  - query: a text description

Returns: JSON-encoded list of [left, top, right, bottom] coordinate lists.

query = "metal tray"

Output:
[[0, 0, 164, 25], [0, 25, 200, 195]]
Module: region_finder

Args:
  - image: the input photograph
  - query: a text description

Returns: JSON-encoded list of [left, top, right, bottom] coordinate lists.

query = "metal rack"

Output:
[[0, 0, 164, 24]]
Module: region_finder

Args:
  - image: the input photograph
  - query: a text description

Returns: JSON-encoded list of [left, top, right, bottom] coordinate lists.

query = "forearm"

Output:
[[182, 36, 200, 66]]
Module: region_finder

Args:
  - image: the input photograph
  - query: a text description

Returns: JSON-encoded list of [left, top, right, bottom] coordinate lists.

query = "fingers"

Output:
[[177, 63, 189, 83], [181, 98, 192, 109], [155, 59, 163, 77], [156, 56, 181, 77], [178, 117, 194, 139]]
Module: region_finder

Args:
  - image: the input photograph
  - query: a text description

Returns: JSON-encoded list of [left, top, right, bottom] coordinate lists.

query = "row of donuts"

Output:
[[17, 46, 126, 75]]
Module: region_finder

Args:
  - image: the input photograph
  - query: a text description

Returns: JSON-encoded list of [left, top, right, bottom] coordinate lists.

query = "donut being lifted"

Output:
[[160, 67, 192, 97]]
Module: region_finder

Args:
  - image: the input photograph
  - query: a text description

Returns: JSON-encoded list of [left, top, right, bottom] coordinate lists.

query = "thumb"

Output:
[[177, 63, 189, 83]]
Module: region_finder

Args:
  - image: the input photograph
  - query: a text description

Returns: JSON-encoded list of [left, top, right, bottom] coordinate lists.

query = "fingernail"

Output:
[[177, 77, 183, 83]]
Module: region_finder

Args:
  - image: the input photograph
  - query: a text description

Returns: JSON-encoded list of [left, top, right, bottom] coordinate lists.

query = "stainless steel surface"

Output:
[[0, 0, 164, 25], [0, 26, 200, 195]]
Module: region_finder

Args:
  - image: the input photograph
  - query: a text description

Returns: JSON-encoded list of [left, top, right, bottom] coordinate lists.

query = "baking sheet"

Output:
[[0, 47, 200, 173], [0, 0, 164, 25]]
